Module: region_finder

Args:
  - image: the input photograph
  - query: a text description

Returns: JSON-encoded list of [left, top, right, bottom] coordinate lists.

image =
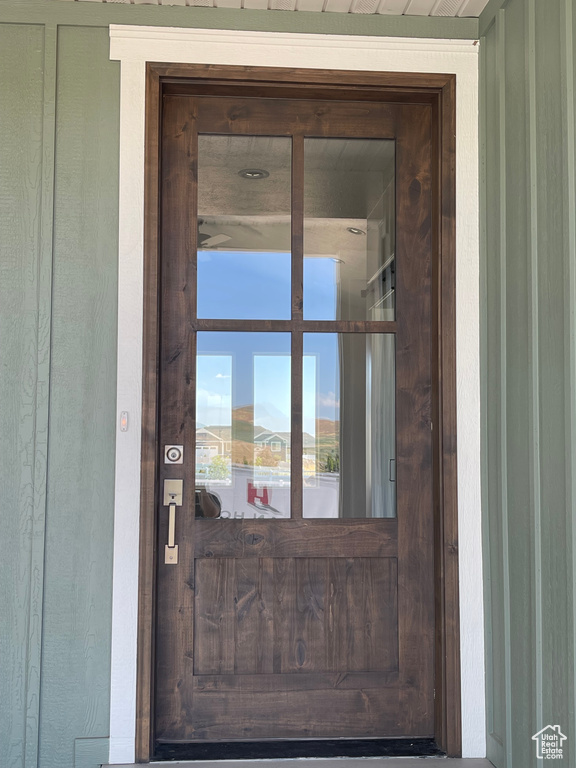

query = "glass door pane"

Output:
[[302, 333, 396, 519], [197, 135, 292, 320], [303, 138, 396, 321], [196, 332, 291, 519]]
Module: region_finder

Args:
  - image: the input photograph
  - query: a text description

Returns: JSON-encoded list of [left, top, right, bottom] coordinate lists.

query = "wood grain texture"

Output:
[[194, 519, 397, 558], [192, 670, 398, 691], [165, 79, 443, 105], [26, 24, 58, 768], [233, 558, 275, 674], [0, 23, 46, 768], [156, 64, 467, 93], [154, 89, 437, 747], [136, 61, 162, 763], [144, 71, 459, 754], [0, 14, 474, 768], [73, 737, 110, 768], [38, 25, 119, 768], [166, 688, 407, 741], [193, 95, 397, 138], [194, 557, 398, 675], [432, 74, 461, 756], [291, 134, 304, 520], [395, 103, 435, 737], [154, 94, 200, 744], [195, 559, 237, 675], [194, 319, 397, 332]]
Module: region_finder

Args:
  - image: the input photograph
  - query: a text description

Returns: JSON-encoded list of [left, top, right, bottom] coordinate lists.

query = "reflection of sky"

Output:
[[254, 355, 290, 432], [196, 354, 232, 426], [197, 333, 291, 431], [303, 258, 337, 320], [197, 332, 339, 433], [197, 251, 338, 322], [304, 334, 339, 429], [198, 251, 291, 320]]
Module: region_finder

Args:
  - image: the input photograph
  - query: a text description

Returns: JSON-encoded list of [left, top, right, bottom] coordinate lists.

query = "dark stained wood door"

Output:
[[155, 93, 434, 748]]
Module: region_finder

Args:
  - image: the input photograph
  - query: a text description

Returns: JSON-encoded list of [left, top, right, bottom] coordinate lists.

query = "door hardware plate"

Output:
[[163, 478, 183, 506], [165, 544, 179, 564]]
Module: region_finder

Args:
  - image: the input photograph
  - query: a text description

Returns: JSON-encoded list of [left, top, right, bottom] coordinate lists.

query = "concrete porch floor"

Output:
[[105, 759, 494, 767]]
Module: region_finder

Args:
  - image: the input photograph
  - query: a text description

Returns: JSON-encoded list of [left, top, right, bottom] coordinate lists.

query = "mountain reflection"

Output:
[[196, 405, 339, 483]]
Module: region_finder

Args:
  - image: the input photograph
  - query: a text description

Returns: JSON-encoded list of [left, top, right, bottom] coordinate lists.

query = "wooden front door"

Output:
[[153, 89, 434, 754]]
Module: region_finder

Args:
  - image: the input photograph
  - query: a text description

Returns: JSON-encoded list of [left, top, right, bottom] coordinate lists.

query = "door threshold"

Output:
[[103, 760, 494, 767], [153, 740, 444, 762]]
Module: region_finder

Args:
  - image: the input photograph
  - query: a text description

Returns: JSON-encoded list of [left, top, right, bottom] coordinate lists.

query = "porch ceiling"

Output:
[[69, 0, 488, 16]]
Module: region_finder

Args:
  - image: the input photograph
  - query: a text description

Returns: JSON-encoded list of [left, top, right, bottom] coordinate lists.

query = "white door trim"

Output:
[[109, 25, 482, 764]]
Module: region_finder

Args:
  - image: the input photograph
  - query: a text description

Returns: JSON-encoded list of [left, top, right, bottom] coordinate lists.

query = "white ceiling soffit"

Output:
[[75, 0, 489, 17]]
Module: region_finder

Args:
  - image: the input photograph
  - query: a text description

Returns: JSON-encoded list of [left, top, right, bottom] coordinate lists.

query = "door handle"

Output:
[[167, 503, 177, 549], [163, 479, 183, 564]]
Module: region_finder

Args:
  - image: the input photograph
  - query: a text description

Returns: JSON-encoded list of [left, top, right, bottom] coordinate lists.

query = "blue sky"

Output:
[[198, 251, 291, 320], [197, 251, 337, 320]]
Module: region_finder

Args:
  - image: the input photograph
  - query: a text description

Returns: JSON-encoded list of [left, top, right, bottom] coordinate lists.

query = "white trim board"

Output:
[[109, 26, 482, 764]]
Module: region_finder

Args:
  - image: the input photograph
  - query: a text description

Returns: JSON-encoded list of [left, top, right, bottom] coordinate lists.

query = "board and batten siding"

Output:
[[0, 4, 478, 768], [0, 22, 48, 768], [479, 0, 576, 766], [0, 18, 119, 768]]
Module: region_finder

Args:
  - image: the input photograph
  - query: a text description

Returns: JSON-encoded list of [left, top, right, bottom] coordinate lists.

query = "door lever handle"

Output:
[[167, 503, 177, 550], [164, 479, 183, 565]]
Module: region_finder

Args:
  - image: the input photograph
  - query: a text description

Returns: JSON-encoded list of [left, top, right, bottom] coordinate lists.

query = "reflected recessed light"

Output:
[[347, 227, 366, 236], [238, 169, 269, 179], [331, 258, 345, 264]]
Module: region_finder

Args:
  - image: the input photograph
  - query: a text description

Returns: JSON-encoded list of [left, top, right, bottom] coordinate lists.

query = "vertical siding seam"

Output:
[[24, 21, 57, 768], [479, 30, 495, 746], [561, 0, 576, 754], [526, 0, 543, 740], [478, 0, 503, 36], [497, 8, 513, 766], [478, 34, 497, 753]]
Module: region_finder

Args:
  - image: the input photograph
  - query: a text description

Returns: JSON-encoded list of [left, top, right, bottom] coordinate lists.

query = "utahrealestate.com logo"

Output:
[[532, 725, 567, 760]]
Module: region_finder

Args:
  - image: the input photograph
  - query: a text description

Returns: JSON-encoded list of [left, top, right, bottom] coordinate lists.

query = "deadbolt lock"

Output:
[[164, 445, 183, 464]]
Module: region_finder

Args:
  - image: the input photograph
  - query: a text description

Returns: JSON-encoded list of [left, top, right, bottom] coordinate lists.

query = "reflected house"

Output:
[[252, 428, 318, 477], [195, 426, 232, 461], [254, 429, 291, 462], [195, 426, 233, 485], [252, 429, 317, 465], [196, 425, 316, 467]]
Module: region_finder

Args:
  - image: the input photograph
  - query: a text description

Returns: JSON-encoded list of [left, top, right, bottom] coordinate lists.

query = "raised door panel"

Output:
[[194, 557, 398, 675]]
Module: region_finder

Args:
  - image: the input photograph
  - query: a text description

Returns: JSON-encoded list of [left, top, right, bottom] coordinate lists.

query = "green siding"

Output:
[[0, 3, 477, 768], [38, 26, 119, 768], [480, 0, 576, 766], [480, 18, 506, 764], [0, 23, 47, 768]]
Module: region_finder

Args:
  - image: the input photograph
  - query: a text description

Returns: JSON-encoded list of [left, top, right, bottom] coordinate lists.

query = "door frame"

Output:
[[109, 26, 482, 766], [140, 62, 456, 760]]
